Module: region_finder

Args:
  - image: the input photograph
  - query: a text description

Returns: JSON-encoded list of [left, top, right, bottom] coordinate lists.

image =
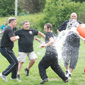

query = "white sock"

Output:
[[69, 71, 72, 75], [66, 69, 68, 71]]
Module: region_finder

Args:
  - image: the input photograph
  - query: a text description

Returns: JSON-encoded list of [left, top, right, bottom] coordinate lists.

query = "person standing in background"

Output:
[[1, 22, 7, 38], [1, 22, 6, 31]]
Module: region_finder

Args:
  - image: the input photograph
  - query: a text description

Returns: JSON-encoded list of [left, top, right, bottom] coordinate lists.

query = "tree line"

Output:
[[39, 0, 85, 33], [0, 0, 46, 16], [0, 0, 85, 33], [0, 0, 84, 16]]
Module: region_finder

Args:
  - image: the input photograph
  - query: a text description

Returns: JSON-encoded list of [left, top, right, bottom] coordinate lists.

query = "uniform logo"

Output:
[[29, 31, 33, 35]]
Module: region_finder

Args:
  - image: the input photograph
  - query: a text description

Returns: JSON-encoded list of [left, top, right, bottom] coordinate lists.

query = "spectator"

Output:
[[1, 22, 7, 38], [1, 22, 6, 31]]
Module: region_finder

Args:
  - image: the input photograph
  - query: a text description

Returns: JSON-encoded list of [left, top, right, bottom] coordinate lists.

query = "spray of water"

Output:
[[54, 20, 80, 64], [36, 19, 80, 64]]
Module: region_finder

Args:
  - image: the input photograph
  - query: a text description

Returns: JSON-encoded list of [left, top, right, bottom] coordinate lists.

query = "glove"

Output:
[[15, 35, 20, 39]]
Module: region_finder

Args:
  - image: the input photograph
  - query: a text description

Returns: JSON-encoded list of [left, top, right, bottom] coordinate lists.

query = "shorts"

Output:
[[17, 51, 37, 62], [62, 45, 79, 69]]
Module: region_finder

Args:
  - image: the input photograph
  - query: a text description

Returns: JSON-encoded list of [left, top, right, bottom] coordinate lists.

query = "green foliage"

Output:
[[78, 2, 85, 23], [39, 0, 46, 12], [7, 13, 44, 32], [0, 0, 22, 17], [42, 0, 81, 33], [18, 0, 46, 14], [18, 11, 30, 16], [0, 0, 15, 16], [72, 0, 85, 3]]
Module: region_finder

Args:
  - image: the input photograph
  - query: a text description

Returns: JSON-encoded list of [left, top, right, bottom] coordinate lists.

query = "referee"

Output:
[[0, 17, 19, 82]]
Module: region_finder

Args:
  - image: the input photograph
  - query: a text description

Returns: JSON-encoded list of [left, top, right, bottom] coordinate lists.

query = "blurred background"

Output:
[[0, 0, 85, 34]]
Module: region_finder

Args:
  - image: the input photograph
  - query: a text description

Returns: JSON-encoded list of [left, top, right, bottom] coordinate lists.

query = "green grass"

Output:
[[0, 39, 85, 85]]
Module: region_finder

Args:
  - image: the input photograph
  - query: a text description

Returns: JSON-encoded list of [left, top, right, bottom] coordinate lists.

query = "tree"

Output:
[[0, 0, 22, 16], [18, 0, 46, 13], [71, 0, 85, 3], [41, 0, 81, 33], [0, 0, 15, 16]]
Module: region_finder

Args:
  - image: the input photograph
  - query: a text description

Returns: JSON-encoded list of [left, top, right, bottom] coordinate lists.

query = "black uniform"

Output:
[[15, 28, 38, 52], [58, 20, 81, 31], [1, 26, 18, 78], [62, 31, 80, 69], [38, 32, 68, 81]]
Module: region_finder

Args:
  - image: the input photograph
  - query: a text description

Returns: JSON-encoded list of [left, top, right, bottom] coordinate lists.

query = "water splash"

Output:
[[37, 19, 80, 64], [55, 20, 79, 62]]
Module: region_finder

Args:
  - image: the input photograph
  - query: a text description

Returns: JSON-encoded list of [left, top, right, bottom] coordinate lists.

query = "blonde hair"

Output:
[[70, 12, 77, 17], [8, 17, 16, 23]]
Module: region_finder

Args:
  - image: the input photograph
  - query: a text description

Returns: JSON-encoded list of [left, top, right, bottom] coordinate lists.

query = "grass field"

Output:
[[0, 39, 85, 85]]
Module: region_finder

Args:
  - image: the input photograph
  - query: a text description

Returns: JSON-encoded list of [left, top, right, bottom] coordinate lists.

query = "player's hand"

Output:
[[15, 35, 20, 39], [40, 44, 46, 48]]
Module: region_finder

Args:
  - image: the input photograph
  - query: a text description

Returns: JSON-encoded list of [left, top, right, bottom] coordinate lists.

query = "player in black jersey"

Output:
[[0, 17, 20, 82], [38, 23, 68, 84]]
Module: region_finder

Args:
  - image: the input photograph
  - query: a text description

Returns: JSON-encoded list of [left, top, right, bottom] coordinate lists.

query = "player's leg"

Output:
[[17, 52, 27, 79], [50, 53, 68, 83], [25, 51, 37, 76]]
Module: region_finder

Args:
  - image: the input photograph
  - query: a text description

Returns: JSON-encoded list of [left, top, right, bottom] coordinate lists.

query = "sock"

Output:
[[69, 71, 72, 75], [66, 69, 69, 72]]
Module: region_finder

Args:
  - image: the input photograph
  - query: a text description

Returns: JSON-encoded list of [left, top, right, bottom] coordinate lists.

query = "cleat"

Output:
[[65, 71, 69, 77], [40, 78, 48, 84], [24, 68, 29, 76], [0, 73, 8, 82], [64, 79, 69, 83], [68, 74, 71, 79], [17, 74, 20, 79], [11, 78, 21, 82]]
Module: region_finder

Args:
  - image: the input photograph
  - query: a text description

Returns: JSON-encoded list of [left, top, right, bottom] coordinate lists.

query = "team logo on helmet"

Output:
[[29, 31, 33, 35]]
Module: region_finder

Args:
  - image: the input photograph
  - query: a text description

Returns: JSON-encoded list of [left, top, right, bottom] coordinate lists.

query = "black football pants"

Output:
[[1, 47, 18, 78], [38, 52, 67, 81]]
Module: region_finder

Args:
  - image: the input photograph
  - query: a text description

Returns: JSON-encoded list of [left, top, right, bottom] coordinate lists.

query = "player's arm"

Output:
[[34, 37, 44, 44], [10, 35, 20, 42], [10, 29, 20, 42], [78, 35, 85, 44], [40, 37, 54, 48], [38, 31, 45, 38], [57, 29, 60, 34], [79, 35, 84, 40]]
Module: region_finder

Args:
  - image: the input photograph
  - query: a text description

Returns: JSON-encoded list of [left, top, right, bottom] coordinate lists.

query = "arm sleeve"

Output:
[[58, 20, 68, 31], [32, 29, 38, 35], [78, 21, 82, 24], [15, 30, 20, 35], [8, 29, 14, 38], [47, 32, 53, 39]]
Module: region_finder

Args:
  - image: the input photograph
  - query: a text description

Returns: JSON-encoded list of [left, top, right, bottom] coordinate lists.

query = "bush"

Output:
[[0, 0, 22, 17], [18, 12, 30, 16], [15, 13, 45, 32], [78, 2, 85, 23], [41, 0, 81, 33]]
